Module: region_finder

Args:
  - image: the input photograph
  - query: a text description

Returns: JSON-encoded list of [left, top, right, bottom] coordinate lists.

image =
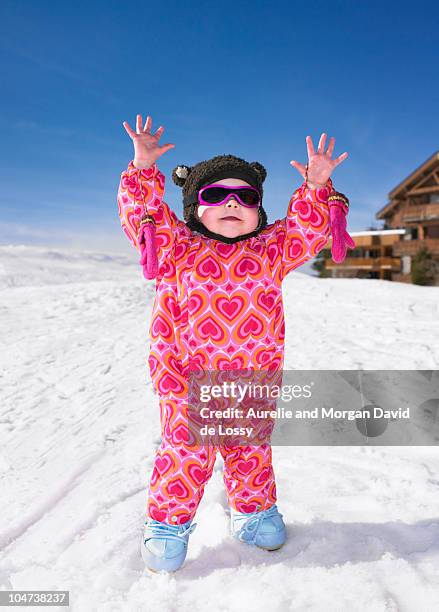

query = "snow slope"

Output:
[[1, 244, 439, 612]]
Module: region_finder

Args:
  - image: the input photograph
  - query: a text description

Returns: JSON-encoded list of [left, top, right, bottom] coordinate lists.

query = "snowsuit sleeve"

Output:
[[276, 177, 334, 281], [117, 160, 187, 267]]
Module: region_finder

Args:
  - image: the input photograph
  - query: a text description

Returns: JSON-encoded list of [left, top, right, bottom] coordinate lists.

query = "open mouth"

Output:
[[221, 216, 241, 221]]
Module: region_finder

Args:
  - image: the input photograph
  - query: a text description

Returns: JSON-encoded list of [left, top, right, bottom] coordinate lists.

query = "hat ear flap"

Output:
[[250, 161, 267, 183], [172, 164, 192, 187]]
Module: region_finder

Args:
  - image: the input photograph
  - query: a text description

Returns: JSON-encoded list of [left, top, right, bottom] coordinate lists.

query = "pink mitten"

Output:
[[328, 193, 356, 263], [138, 217, 159, 279], [136, 167, 159, 280]]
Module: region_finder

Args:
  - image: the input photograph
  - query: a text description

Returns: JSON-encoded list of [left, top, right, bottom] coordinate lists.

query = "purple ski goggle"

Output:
[[198, 183, 262, 209]]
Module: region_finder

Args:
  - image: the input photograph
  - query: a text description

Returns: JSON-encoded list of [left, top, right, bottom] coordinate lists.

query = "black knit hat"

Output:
[[171, 153, 268, 244]]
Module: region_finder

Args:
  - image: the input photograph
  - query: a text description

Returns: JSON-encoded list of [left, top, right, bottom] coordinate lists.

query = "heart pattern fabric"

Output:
[[117, 161, 337, 524]]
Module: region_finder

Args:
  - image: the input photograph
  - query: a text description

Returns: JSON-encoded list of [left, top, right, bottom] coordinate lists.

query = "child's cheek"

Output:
[[197, 205, 210, 219]]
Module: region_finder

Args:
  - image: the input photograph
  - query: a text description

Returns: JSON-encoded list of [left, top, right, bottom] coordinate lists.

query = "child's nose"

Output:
[[225, 197, 239, 208]]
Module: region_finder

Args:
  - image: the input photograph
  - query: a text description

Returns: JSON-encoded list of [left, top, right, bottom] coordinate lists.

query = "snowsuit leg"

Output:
[[217, 394, 278, 513], [218, 441, 277, 513], [146, 397, 278, 522], [146, 396, 217, 525]]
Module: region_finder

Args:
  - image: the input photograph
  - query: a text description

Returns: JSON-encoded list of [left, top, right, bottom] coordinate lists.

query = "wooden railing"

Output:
[[326, 257, 400, 269], [392, 238, 439, 256]]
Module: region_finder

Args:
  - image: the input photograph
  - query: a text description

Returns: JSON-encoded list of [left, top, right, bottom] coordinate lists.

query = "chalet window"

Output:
[[429, 193, 439, 203], [403, 228, 418, 240]]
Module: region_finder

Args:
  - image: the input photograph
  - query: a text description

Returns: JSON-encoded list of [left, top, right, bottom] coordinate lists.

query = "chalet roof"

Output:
[[376, 150, 439, 219], [321, 228, 406, 248], [349, 229, 406, 237]]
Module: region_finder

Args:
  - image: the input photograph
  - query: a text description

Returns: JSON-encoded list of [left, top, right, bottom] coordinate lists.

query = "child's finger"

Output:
[[123, 121, 136, 139], [136, 114, 143, 133], [144, 115, 152, 133], [333, 152, 349, 166], [290, 160, 306, 175], [317, 133, 327, 155], [154, 126, 165, 139], [160, 143, 175, 153], [306, 136, 315, 159], [326, 137, 335, 157]]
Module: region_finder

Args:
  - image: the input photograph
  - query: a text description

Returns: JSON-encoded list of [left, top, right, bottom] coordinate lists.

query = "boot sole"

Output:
[[145, 565, 180, 574], [258, 542, 285, 551], [232, 535, 286, 551]]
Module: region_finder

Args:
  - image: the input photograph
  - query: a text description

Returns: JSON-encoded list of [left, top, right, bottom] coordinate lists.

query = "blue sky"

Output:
[[0, 0, 438, 254]]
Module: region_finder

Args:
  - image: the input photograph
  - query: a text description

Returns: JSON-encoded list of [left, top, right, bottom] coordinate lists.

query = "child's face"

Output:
[[195, 178, 260, 238]]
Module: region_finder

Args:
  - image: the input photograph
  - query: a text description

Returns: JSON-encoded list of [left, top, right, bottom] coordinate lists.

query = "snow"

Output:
[[1, 244, 439, 611]]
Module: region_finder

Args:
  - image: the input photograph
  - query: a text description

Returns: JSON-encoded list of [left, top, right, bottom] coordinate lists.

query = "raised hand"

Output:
[[290, 133, 348, 189], [122, 114, 175, 169]]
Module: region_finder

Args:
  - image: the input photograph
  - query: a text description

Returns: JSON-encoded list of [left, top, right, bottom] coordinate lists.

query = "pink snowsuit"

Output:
[[117, 160, 335, 525]]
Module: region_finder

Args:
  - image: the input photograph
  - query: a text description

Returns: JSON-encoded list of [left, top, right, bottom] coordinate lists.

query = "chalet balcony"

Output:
[[403, 213, 439, 223], [401, 203, 439, 223], [325, 256, 400, 270], [392, 238, 439, 256]]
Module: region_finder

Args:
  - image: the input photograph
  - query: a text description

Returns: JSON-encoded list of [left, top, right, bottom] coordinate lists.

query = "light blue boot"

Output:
[[141, 517, 197, 572], [230, 503, 286, 550]]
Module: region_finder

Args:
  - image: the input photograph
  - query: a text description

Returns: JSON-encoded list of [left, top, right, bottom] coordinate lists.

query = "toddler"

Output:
[[117, 114, 354, 572]]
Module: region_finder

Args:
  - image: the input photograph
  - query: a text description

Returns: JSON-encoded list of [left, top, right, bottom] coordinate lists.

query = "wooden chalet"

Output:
[[321, 151, 439, 283], [323, 229, 405, 280]]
